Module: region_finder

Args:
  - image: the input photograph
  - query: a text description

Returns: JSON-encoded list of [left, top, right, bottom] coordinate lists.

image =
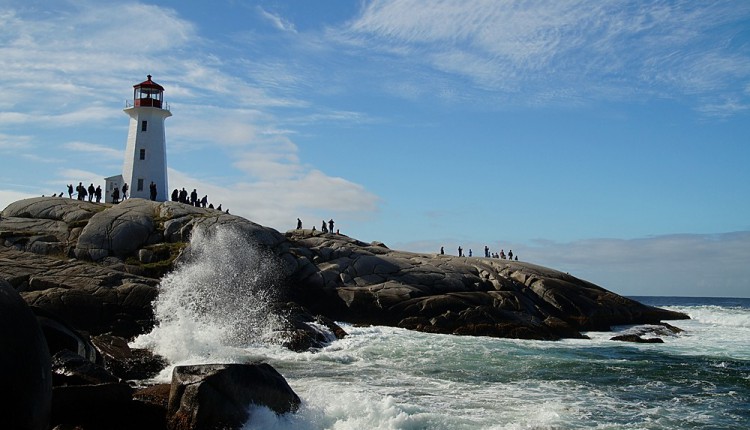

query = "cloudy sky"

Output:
[[1, 0, 748, 297]]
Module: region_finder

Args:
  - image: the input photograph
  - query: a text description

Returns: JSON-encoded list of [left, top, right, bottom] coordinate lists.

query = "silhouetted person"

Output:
[[121, 183, 128, 200], [297, 218, 302, 229], [469, 249, 472, 257], [208, 203, 214, 209], [149, 182, 157, 201], [321, 220, 328, 233], [95, 185, 102, 203], [190, 189, 198, 206], [87, 184, 95, 202], [508, 250, 513, 260], [67, 184, 73, 198], [201, 195, 208, 208], [171, 189, 179, 202], [329, 219, 334, 233], [484, 246, 489, 258], [440, 246, 444, 255], [111, 187, 120, 204], [76, 182, 85, 200], [458, 246, 463, 257], [217, 204, 222, 211]]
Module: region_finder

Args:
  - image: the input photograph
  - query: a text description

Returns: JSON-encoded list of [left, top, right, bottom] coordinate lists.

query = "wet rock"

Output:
[[611, 334, 665, 343], [167, 363, 301, 430]]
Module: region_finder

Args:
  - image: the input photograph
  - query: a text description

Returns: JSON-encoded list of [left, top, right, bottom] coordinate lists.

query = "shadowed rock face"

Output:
[[1, 197, 688, 342]]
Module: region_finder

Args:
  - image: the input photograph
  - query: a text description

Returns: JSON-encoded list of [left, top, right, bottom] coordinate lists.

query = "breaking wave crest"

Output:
[[132, 226, 285, 364]]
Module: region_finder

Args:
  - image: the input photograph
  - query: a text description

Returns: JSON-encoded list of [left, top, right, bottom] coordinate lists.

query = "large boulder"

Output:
[[167, 364, 301, 430], [0, 279, 52, 430]]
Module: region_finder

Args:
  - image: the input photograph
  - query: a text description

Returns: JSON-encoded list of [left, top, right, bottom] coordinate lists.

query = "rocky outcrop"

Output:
[[1, 196, 688, 343], [283, 229, 688, 340]]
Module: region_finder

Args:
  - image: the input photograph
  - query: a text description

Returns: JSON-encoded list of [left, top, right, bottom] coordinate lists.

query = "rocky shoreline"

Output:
[[0, 197, 689, 429]]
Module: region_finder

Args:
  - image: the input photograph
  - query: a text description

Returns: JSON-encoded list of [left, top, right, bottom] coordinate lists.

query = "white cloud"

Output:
[[257, 7, 297, 33], [64, 141, 122, 160], [342, 0, 750, 110]]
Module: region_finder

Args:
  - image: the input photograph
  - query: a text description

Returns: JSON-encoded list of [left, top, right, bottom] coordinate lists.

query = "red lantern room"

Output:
[[133, 75, 165, 108]]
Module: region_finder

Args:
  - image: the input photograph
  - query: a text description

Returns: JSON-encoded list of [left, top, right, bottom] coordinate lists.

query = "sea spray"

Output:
[[133, 225, 286, 364]]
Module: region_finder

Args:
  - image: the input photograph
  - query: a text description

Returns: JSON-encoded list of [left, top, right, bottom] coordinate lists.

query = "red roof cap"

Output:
[[134, 74, 164, 91]]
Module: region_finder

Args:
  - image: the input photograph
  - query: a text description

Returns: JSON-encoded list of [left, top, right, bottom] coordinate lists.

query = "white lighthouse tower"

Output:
[[115, 75, 171, 202]]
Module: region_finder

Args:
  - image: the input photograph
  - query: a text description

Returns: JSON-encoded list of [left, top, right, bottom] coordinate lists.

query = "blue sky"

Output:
[[1, 0, 749, 297]]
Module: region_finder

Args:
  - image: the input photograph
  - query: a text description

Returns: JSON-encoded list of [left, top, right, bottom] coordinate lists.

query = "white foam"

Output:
[[131, 226, 285, 364]]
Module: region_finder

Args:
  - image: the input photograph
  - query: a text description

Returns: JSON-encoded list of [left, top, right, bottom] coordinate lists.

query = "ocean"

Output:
[[132, 231, 750, 429]]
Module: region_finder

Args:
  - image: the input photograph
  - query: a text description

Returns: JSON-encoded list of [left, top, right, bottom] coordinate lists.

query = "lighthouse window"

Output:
[[139, 149, 146, 160], [137, 179, 144, 191], [141, 120, 148, 132]]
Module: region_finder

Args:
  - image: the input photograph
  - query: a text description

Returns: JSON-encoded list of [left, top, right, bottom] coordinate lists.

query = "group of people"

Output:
[[170, 187, 227, 213], [296, 218, 338, 234], [440, 245, 518, 260], [67, 182, 103, 203]]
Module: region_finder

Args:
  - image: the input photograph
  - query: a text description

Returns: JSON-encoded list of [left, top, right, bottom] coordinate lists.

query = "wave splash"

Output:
[[133, 226, 285, 364]]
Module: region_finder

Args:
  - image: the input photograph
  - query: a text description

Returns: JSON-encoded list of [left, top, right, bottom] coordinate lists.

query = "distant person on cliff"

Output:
[[86, 184, 94, 202], [469, 249, 473, 257], [95, 186, 102, 203], [508, 250, 513, 260], [76, 182, 85, 200], [179, 188, 188, 203], [440, 246, 444, 255], [201, 195, 208, 208], [458, 246, 463, 257], [321, 220, 328, 233], [329, 219, 334, 233], [297, 218, 302, 229], [484, 246, 490, 258], [500, 250, 506, 259], [217, 204, 222, 211], [111, 187, 120, 204], [67, 184, 73, 198], [190, 189, 198, 206], [121, 183, 128, 200], [149, 182, 157, 201], [171, 189, 179, 202]]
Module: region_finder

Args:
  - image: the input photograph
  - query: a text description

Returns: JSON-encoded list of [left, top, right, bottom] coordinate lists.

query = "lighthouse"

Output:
[[108, 75, 171, 202]]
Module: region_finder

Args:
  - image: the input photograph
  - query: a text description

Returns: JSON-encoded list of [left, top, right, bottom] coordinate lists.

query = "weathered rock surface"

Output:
[[167, 364, 301, 430], [0, 279, 52, 430], [283, 229, 689, 339], [1, 196, 688, 343]]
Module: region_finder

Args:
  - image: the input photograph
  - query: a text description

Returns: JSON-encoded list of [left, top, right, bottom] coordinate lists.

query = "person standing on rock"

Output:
[[121, 183, 128, 200], [329, 219, 334, 234], [201, 195, 208, 208], [297, 218, 302, 229], [87, 184, 95, 202], [440, 246, 444, 255], [95, 185, 102, 203], [508, 250, 513, 260], [171, 189, 179, 202], [67, 184, 73, 199], [458, 246, 463, 257], [484, 246, 490, 258], [111, 187, 120, 204], [190, 189, 198, 206], [149, 182, 157, 201], [321, 220, 328, 233]]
